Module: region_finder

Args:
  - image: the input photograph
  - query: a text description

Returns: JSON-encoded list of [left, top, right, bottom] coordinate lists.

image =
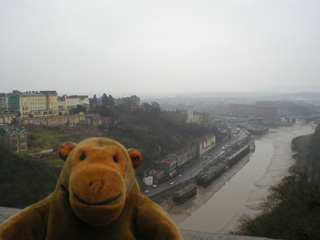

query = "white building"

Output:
[[66, 95, 90, 111], [19, 91, 58, 117], [197, 134, 216, 156]]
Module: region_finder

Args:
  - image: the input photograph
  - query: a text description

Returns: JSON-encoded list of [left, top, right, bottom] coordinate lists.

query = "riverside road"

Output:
[[145, 128, 248, 198]]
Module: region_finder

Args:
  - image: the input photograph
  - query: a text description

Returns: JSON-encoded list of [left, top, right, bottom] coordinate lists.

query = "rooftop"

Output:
[[0, 126, 27, 136]]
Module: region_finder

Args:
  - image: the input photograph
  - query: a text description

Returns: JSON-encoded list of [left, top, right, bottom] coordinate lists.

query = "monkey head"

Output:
[[58, 137, 142, 226]]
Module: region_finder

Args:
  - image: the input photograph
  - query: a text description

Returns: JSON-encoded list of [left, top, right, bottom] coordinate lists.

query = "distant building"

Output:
[[196, 134, 216, 157], [186, 110, 210, 126], [84, 113, 102, 126], [7, 90, 59, 118], [0, 126, 28, 153], [85, 114, 111, 126], [114, 95, 140, 108], [147, 169, 165, 184], [187, 110, 199, 124], [143, 176, 153, 186], [57, 96, 68, 116], [20, 113, 86, 126], [171, 146, 197, 167], [0, 113, 17, 124], [66, 95, 90, 112], [256, 101, 277, 118], [7, 91, 21, 112], [0, 93, 8, 112], [156, 159, 177, 177], [229, 104, 251, 115], [19, 113, 109, 127]]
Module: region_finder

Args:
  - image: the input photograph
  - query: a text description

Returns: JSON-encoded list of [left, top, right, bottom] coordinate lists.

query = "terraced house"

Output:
[[7, 90, 59, 118], [0, 126, 28, 153]]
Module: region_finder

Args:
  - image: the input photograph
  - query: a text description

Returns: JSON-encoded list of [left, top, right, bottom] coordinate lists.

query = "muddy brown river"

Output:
[[163, 121, 315, 233]]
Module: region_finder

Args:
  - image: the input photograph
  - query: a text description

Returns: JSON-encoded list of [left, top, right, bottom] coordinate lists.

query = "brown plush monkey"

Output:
[[0, 137, 183, 240]]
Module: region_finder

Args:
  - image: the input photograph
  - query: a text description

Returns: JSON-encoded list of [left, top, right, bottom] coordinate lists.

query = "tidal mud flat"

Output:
[[160, 155, 251, 225], [161, 121, 315, 234]]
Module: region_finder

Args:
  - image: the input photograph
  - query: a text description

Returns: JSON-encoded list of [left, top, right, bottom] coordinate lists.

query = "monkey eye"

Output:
[[113, 155, 119, 163], [80, 152, 86, 161]]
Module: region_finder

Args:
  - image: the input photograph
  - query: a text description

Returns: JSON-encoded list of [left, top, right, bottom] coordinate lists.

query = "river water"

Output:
[[164, 121, 315, 233]]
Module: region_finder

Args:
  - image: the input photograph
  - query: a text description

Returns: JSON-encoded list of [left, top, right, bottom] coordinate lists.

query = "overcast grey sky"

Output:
[[1, 0, 320, 96]]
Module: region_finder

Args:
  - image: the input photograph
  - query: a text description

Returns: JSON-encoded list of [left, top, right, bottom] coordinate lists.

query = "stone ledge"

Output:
[[181, 230, 274, 240], [0, 207, 274, 239], [0, 207, 20, 224]]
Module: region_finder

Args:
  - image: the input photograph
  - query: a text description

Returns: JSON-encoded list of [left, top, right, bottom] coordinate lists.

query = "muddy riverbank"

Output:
[[161, 121, 315, 234]]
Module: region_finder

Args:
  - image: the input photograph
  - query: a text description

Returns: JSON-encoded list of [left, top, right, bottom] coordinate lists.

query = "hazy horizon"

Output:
[[1, 1, 320, 96], [3, 90, 320, 100]]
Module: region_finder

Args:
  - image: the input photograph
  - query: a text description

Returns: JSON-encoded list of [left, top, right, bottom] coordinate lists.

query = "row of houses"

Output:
[[20, 113, 111, 127], [144, 134, 216, 185], [0, 112, 113, 153], [1, 90, 90, 117], [0, 90, 141, 118], [0, 112, 111, 127]]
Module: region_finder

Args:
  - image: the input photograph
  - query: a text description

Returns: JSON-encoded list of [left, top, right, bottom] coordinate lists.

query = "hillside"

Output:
[[0, 143, 59, 208], [0, 106, 223, 208], [91, 104, 224, 177]]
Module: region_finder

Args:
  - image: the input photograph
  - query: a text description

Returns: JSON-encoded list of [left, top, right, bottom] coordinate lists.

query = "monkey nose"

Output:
[[89, 180, 104, 196]]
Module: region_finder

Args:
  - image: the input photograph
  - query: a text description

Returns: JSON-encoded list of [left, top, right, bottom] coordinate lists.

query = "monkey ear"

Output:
[[128, 149, 143, 169], [59, 142, 77, 161]]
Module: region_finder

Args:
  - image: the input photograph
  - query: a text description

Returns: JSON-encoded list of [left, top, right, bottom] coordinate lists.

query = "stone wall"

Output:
[[0, 207, 274, 239]]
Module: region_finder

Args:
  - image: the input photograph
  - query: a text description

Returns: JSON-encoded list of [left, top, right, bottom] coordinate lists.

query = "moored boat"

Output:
[[173, 183, 197, 204]]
